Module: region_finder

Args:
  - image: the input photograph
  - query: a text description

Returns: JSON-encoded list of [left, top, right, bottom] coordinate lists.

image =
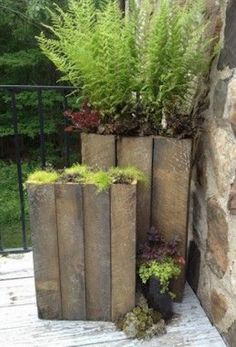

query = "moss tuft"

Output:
[[26, 164, 147, 191], [27, 170, 59, 184], [116, 295, 166, 339], [83, 170, 113, 192], [109, 166, 148, 185], [64, 164, 90, 177]]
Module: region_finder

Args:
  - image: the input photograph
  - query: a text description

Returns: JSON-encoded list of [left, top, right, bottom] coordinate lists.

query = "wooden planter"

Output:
[[81, 133, 153, 245], [80, 133, 192, 301], [152, 137, 192, 301], [27, 183, 136, 321]]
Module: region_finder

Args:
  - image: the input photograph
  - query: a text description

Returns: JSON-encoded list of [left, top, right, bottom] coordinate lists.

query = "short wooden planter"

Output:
[[80, 133, 192, 301], [27, 183, 136, 321]]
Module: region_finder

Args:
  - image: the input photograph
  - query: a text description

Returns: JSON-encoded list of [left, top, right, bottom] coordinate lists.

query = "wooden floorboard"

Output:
[[0, 253, 226, 347]]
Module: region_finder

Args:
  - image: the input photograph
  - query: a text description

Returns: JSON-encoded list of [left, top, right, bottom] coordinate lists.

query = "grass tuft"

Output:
[[109, 166, 148, 185], [26, 164, 147, 191], [27, 170, 59, 184], [64, 163, 90, 176]]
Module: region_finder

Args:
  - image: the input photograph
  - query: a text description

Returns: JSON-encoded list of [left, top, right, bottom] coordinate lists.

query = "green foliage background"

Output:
[[0, 0, 83, 249]]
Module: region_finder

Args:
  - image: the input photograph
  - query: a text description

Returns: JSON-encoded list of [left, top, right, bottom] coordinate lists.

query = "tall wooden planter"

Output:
[[152, 137, 192, 301], [28, 182, 136, 321], [80, 133, 192, 301], [81, 133, 153, 245]]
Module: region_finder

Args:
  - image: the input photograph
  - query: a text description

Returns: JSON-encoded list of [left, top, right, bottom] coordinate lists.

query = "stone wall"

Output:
[[188, 1, 236, 346]]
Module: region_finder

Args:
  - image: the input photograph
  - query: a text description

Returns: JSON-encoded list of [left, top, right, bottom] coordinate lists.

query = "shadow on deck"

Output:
[[0, 253, 226, 347]]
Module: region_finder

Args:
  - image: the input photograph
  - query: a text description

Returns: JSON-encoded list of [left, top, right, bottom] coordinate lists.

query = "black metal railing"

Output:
[[0, 85, 75, 254]]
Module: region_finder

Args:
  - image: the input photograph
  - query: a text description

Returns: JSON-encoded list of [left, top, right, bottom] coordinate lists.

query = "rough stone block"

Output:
[[218, 0, 236, 70], [206, 197, 229, 279], [210, 290, 228, 324], [225, 321, 236, 347], [228, 174, 236, 215]]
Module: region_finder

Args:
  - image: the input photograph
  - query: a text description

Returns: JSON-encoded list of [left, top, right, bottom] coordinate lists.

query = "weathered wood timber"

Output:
[[117, 137, 153, 245], [28, 181, 137, 321], [152, 137, 192, 301], [27, 184, 62, 319], [111, 184, 136, 320], [83, 185, 111, 321], [55, 183, 86, 320], [81, 133, 116, 169]]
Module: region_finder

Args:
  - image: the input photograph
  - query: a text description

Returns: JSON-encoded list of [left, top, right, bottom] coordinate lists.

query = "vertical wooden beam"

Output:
[[55, 183, 86, 320], [27, 184, 62, 319], [152, 137, 192, 301], [81, 133, 116, 169], [83, 185, 111, 320], [111, 184, 136, 321], [117, 136, 153, 245]]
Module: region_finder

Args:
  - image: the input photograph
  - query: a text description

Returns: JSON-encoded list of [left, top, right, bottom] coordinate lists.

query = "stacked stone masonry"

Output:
[[188, 1, 236, 346]]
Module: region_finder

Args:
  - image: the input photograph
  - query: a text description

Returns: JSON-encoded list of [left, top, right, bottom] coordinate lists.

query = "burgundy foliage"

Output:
[[138, 226, 185, 265], [64, 102, 100, 132]]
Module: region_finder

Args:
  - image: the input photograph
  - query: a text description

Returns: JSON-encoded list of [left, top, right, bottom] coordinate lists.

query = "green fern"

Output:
[[38, 0, 137, 118], [38, 0, 213, 126], [141, 0, 211, 122]]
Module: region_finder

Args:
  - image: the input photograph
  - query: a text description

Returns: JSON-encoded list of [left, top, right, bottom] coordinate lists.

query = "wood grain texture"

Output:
[[27, 184, 62, 319], [55, 183, 86, 320], [83, 185, 111, 320], [111, 184, 136, 321], [81, 133, 116, 169], [117, 137, 153, 245], [152, 137, 192, 301]]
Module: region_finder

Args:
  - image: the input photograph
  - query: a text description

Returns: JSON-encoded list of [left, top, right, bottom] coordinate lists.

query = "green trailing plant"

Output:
[[139, 257, 181, 295], [38, 0, 214, 135], [26, 164, 147, 191]]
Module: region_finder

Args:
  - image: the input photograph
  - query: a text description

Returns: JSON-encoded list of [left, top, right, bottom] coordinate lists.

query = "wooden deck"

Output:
[[0, 252, 226, 347]]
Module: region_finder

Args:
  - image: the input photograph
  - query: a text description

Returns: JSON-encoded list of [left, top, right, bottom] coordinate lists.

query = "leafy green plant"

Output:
[[138, 227, 184, 296], [139, 257, 181, 294], [38, 0, 214, 135], [0, 160, 37, 249]]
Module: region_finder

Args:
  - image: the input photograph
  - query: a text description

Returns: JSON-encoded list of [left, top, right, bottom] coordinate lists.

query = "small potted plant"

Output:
[[37, 0, 213, 245], [138, 227, 185, 308], [27, 164, 146, 321]]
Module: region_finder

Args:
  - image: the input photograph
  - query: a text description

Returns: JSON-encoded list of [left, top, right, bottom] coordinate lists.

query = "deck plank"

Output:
[[0, 253, 226, 347]]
